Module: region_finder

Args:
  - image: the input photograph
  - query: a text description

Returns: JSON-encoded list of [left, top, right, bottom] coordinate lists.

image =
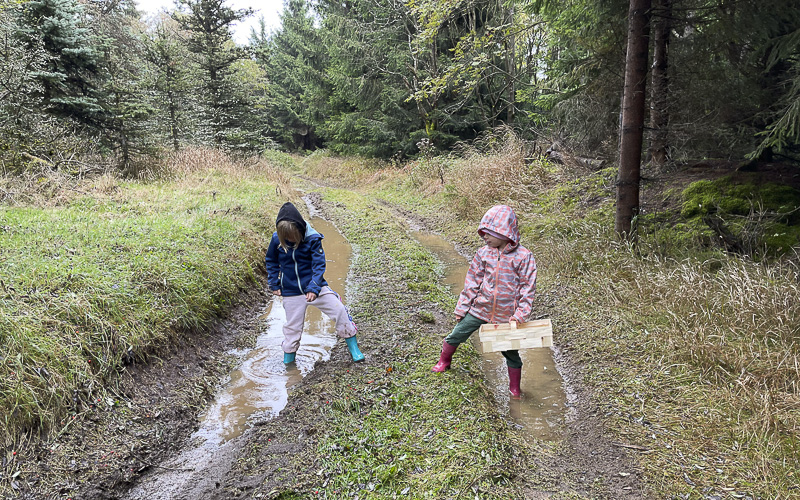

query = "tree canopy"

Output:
[[0, 0, 798, 168]]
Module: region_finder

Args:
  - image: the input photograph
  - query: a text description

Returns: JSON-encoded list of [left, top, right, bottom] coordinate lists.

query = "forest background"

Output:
[[1, 0, 799, 170]]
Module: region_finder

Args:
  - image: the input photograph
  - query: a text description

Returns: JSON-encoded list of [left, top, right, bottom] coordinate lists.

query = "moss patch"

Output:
[[676, 175, 800, 256]]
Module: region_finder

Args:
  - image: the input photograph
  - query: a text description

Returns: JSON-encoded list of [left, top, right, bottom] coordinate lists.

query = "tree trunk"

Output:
[[169, 95, 179, 151], [506, 4, 516, 125], [648, 0, 671, 169], [615, 0, 651, 239]]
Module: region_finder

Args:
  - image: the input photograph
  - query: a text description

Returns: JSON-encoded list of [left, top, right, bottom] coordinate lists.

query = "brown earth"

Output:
[[10, 188, 658, 500]]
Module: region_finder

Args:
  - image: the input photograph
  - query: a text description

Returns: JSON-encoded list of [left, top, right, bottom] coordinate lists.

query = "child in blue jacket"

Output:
[[265, 202, 365, 363]]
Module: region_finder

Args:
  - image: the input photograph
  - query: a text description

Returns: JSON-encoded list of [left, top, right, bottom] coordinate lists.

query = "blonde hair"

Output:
[[277, 220, 303, 250]]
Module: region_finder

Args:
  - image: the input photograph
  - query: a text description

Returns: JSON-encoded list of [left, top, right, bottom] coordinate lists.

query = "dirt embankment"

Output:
[[9, 189, 648, 500]]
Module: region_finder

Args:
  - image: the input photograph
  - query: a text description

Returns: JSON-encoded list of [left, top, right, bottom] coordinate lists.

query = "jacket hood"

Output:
[[276, 202, 307, 237], [478, 205, 520, 250], [304, 224, 322, 241]]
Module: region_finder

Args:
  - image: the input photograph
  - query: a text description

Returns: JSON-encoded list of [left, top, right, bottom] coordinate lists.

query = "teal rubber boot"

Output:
[[283, 352, 296, 364], [345, 336, 365, 363]]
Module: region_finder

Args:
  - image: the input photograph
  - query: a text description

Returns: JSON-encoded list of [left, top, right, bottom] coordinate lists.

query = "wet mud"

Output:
[[411, 230, 567, 441], [123, 217, 353, 500]]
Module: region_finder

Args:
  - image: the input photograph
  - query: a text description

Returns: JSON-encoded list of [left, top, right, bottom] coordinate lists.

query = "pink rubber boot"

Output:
[[431, 341, 458, 372], [508, 367, 522, 398]]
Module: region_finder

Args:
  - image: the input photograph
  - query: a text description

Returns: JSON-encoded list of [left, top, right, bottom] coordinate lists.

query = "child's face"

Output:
[[482, 232, 507, 249]]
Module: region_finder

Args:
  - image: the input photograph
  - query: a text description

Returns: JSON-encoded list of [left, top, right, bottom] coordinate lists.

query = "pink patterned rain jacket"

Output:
[[454, 205, 537, 323]]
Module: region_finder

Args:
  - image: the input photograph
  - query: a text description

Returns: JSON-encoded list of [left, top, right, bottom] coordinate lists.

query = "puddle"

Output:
[[197, 216, 352, 444], [125, 217, 352, 499], [412, 230, 567, 440], [202, 217, 351, 441]]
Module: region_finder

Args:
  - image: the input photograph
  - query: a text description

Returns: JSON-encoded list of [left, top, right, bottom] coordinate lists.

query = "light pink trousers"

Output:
[[281, 286, 357, 353]]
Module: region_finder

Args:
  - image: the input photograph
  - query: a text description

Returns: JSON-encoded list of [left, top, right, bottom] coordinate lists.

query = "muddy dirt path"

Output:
[[122, 215, 353, 500], [15, 189, 648, 500]]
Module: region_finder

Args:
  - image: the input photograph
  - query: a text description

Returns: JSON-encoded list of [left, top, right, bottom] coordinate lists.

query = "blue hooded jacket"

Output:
[[265, 203, 328, 296]]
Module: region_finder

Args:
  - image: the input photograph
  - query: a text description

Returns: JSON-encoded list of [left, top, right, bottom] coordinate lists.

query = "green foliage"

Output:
[[250, 1, 327, 151], [143, 16, 197, 151], [172, 0, 256, 149], [520, 0, 628, 153], [752, 52, 800, 157], [16, 0, 106, 123], [2, 0, 800, 170]]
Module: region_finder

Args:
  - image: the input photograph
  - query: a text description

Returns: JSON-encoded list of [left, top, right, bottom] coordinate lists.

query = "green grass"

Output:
[[302, 189, 532, 498], [0, 163, 286, 448], [297, 146, 800, 499]]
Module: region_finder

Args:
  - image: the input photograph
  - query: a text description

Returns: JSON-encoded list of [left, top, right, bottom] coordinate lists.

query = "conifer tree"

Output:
[[145, 15, 196, 151], [251, 2, 327, 150], [98, 0, 155, 169], [173, 0, 253, 147], [0, 4, 49, 162], [16, 0, 106, 125]]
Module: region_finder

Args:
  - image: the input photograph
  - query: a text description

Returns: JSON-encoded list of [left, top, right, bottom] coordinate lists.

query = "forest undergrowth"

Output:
[[293, 140, 800, 498], [0, 140, 797, 498]]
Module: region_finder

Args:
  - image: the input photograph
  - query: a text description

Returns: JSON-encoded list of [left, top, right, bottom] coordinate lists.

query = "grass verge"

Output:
[[0, 148, 292, 453], [295, 142, 800, 499]]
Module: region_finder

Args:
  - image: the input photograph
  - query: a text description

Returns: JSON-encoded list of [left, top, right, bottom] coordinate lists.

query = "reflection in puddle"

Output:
[[198, 217, 352, 444], [125, 217, 352, 500], [412, 230, 566, 440], [125, 212, 351, 500]]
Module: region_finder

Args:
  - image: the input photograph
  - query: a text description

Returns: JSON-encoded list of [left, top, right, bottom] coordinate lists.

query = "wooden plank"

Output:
[[478, 319, 553, 352]]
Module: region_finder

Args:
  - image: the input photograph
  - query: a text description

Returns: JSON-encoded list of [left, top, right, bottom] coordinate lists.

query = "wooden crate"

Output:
[[478, 319, 553, 352]]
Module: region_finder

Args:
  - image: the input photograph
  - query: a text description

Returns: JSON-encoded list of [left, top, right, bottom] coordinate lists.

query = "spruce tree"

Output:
[[145, 15, 197, 151], [173, 0, 253, 148], [16, 0, 106, 125], [251, 1, 327, 150]]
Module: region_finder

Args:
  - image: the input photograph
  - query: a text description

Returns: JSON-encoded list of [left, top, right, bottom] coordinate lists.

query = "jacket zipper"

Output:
[[490, 247, 501, 323], [292, 247, 304, 294]]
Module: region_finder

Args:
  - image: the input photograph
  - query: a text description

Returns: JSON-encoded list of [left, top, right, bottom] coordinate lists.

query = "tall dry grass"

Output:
[[0, 146, 298, 208], [445, 130, 555, 218], [535, 216, 800, 494], [0, 163, 113, 207], [297, 150, 396, 188], [138, 146, 295, 194]]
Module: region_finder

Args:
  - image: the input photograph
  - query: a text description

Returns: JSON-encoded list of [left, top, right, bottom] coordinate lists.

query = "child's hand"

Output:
[[455, 315, 463, 322], [306, 292, 318, 302], [272, 290, 281, 296]]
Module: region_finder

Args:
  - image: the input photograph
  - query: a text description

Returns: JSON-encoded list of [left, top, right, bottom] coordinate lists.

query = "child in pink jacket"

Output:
[[431, 205, 537, 398]]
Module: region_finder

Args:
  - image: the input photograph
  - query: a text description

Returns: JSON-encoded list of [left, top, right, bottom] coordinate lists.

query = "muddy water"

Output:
[[197, 217, 352, 444], [412, 231, 567, 440], [125, 218, 352, 499]]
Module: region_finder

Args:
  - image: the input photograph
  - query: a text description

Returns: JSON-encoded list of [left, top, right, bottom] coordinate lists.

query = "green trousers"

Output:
[[445, 313, 523, 369]]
